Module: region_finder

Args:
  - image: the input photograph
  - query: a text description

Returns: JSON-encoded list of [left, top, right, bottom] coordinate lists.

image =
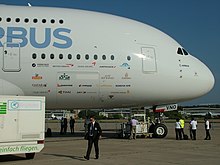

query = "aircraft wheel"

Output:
[[153, 124, 168, 138]]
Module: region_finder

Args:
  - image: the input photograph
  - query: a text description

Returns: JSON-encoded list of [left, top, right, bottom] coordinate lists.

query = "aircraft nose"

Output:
[[202, 64, 215, 94], [193, 56, 215, 96]]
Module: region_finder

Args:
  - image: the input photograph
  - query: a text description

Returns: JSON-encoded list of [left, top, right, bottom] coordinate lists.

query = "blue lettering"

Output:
[[0, 27, 72, 48], [53, 28, 72, 49], [30, 28, 51, 48], [0, 27, 5, 47], [7, 27, 28, 47]]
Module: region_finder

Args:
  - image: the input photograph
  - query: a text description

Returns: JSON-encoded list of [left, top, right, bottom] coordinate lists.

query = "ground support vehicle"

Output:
[[0, 96, 45, 159]]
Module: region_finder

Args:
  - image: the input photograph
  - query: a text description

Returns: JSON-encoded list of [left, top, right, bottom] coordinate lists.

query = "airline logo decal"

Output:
[[59, 73, 70, 80], [101, 75, 114, 80], [120, 63, 130, 69], [32, 74, 43, 80], [32, 83, 47, 87], [53, 64, 74, 68], [79, 84, 92, 88], [122, 73, 131, 79], [58, 90, 71, 94], [57, 84, 73, 87], [99, 65, 116, 69], [32, 63, 49, 68]]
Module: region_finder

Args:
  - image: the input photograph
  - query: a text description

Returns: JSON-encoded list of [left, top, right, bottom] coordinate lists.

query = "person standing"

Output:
[[175, 118, 182, 140], [84, 115, 102, 160], [130, 117, 138, 140], [84, 116, 90, 136], [69, 116, 75, 134], [60, 117, 65, 135], [179, 118, 185, 137], [204, 117, 211, 140], [63, 117, 68, 134], [190, 118, 197, 140]]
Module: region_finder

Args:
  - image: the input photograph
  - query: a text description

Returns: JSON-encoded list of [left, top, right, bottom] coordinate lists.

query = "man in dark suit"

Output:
[[84, 115, 102, 160]]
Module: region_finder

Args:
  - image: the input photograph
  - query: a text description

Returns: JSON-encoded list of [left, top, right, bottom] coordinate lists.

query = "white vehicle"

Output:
[[0, 5, 215, 137], [120, 114, 149, 138], [0, 96, 45, 159]]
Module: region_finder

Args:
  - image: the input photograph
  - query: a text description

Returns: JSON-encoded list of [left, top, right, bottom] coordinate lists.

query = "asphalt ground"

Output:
[[0, 122, 220, 165]]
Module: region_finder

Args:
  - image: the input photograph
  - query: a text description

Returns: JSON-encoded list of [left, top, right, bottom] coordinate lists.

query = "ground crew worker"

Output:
[[179, 118, 185, 137]]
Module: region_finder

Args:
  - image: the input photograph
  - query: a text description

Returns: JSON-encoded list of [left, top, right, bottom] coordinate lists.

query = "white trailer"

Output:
[[119, 114, 149, 138], [119, 113, 168, 138], [0, 96, 45, 159]]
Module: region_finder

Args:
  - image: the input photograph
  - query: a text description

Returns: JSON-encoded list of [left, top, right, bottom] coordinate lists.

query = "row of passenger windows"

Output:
[[0, 17, 64, 24], [177, 47, 188, 55], [32, 53, 132, 61]]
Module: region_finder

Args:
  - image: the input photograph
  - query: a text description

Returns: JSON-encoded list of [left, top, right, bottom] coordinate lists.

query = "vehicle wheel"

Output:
[[153, 124, 168, 138], [25, 153, 35, 159]]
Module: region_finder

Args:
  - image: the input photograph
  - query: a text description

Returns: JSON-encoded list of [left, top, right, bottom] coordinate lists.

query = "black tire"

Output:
[[25, 153, 35, 159], [153, 124, 168, 138]]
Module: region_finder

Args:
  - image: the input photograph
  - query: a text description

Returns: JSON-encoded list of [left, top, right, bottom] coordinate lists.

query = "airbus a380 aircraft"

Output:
[[0, 5, 215, 111]]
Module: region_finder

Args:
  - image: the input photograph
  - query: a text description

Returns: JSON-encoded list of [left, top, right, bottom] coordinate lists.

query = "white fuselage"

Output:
[[0, 5, 215, 109]]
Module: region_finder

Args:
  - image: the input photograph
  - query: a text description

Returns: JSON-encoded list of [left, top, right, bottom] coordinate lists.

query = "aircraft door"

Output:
[[141, 47, 157, 73], [2, 43, 21, 72]]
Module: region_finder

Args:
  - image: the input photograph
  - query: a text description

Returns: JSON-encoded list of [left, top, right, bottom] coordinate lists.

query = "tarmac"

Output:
[[0, 122, 220, 165]]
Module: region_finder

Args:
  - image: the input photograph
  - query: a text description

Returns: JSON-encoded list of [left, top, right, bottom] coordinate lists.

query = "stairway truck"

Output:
[[0, 96, 45, 159]]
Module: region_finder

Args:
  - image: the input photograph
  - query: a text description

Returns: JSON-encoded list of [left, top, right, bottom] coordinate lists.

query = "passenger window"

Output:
[[41, 53, 46, 59], [24, 18, 29, 23], [6, 18, 11, 22], [94, 54, 98, 60], [110, 55, 114, 60], [77, 54, 81, 60], [182, 48, 189, 55], [85, 54, 89, 60], [50, 54, 55, 59], [177, 48, 183, 55], [59, 54, 63, 59], [127, 56, 131, 61], [68, 54, 72, 59], [15, 18, 20, 23], [102, 55, 106, 60], [51, 19, 55, 24], [33, 18, 38, 23], [59, 20, 64, 24], [32, 53, 37, 59], [42, 19, 46, 23]]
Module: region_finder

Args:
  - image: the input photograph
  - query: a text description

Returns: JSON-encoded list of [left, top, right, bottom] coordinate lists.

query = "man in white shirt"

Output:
[[130, 117, 138, 140], [190, 118, 197, 140], [204, 118, 211, 140], [175, 118, 182, 140]]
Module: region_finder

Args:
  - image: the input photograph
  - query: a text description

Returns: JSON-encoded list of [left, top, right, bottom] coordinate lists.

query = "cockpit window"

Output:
[[177, 47, 183, 55], [182, 48, 189, 55]]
